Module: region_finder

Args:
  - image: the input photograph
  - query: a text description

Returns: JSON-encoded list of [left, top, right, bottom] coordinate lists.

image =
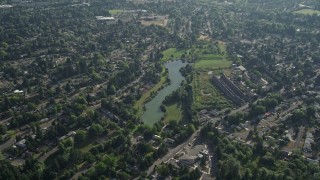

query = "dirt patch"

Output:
[[201, 90, 212, 96], [198, 34, 210, 41], [140, 16, 168, 27]]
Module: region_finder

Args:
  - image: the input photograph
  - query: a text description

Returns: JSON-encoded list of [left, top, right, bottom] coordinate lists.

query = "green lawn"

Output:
[[163, 103, 183, 123], [195, 59, 231, 69], [80, 143, 94, 153], [197, 0, 213, 5], [218, 42, 227, 55], [7, 130, 15, 136], [199, 54, 224, 60], [294, 9, 320, 15], [109, 9, 123, 15], [194, 42, 230, 70], [161, 48, 185, 62]]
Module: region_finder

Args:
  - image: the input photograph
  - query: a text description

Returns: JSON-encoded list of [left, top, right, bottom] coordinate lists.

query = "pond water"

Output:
[[141, 60, 187, 126]]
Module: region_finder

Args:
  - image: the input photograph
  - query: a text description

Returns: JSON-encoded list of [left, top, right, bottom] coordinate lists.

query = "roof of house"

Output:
[[237, 65, 246, 71], [16, 139, 26, 147], [95, 16, 115, 20], [179, 155, 198, 162]]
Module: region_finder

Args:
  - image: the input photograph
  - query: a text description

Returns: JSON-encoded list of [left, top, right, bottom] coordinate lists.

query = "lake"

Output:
[[141, 60, 187, 126]]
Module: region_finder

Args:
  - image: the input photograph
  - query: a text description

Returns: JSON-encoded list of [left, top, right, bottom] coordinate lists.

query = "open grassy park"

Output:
[[294, 9, 320, 15], [161, 48, 185, 62], [194, 45, 230, 70], [194, 41, 230, 70], [195, 59, 231, 69], [136, 41, 232, 119], [193, 42, 232, 110], [109, 9, 123, 15], [157, 42, 233, 110]]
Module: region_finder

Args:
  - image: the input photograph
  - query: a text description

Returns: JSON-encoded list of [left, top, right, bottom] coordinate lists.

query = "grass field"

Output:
[[109, 9, 123, 15], [194, 41, 230, 69], [199, 54, 224, 60], [218, 41, 227, 54], [192, 41, 232, 109], [163, 103, 183, 123], [294, 9, 320, 15], [161, 48, 185, 62], [134, 67, 167, 116], [196, 0, 213, 5], [80, 143, 94, 153], [193, 71, 232, 110], [195, 59, 231, 69]]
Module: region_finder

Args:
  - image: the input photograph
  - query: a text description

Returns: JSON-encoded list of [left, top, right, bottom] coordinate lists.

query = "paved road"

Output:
[[0, 129, 29, 152], [257, 100, 302, 130], [0, 118, 56, 153], [70, 162, 96, 180], [146, 103, 249, 176], [294, 126, 305, 148], [0, 117, 12, 125], [146, 129, 201, 176], [229, 103, 249, 115], [38, 146, 58, 162]]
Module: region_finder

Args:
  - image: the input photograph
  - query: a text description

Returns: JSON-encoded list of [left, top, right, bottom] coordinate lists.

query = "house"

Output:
[[59, 131, 77, 141], [67, 131, 77, 137], [95, 16, 115, 21], [136, 136, 144, 142], [212, 75, 246, 105], [237, 65, 246, 71], [13, 90, 24, 94], [210, 109, 219, 116], [23, 151, 33, 158], [164, 138, 175, 146], [279, 150, 292, 158], [178, 154, 199, 165], [306, 158, 319, 164], [153, 135, 161, 140], [39, 118, 49, 123], [303, 132, 314, 153], [200, 150, 209, 157], [200, 109, 208, 115], [285, 131, 294, 142], [167, 158, 180, 168], [16, 139, 27, 148]]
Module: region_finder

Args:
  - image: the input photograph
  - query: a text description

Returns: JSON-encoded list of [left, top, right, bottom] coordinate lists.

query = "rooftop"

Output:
[[95, 16, 115, 21]]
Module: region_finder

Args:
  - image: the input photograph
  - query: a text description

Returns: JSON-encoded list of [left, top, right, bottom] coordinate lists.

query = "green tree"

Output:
[[228, 112, 244, 125], [95, 162, 106, 176], [0, 50, 7, 59], [89, 124, 104, 137], [156, 165, 170, 177], [27, 102, 37, 111], [107, 85, 116, 95], [74, 130, 87, 144], [306, 106, 316, 118], [252, 105, 266, 116], [291, 110, 305, 122], [0, 124, 7, 135], [1, 42, 8, 49]]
